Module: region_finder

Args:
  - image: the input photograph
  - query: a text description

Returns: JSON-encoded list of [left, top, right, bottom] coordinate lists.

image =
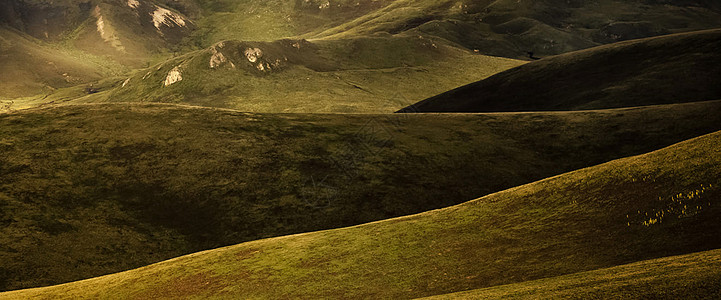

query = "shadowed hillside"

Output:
[[4, 126, 720, 299], [1, 101, 720, 290], [399, 29, 721, 113]]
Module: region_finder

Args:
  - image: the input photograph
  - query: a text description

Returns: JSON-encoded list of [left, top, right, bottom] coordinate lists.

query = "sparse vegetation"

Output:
[[59, 36, 522, 113], [2, 1, 721, 298], [1, 101, 720, 291], [3, 128, 720, 299]]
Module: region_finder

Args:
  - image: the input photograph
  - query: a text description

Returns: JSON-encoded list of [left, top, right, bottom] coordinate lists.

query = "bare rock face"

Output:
[[164, 66, 183, 86], [203, 39, 326, 75]]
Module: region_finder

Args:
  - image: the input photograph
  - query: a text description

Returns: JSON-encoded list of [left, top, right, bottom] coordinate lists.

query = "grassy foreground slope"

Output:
[[399, 29, 721, 113], [5, 126, 721, 299], [58, 36, 523, 113], [425, 249, 721, 299], [2, 101, 721, 290]]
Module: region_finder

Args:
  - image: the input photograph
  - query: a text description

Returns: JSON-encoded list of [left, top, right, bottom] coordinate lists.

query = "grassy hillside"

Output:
[[0, 0, 196, 67], [0, 0, 198, 100], [311, 0, 721, 58], [46, 36, 523, 113], [192, 0, 721, 59], [0, 27, 125, 99], [5, 0, 721, 109], [189, 0, 395, 45], [4, 125, 720, 299], [2, 100, 720, 291], [399, 29, 721, 113], [424, 249, 721, 299]]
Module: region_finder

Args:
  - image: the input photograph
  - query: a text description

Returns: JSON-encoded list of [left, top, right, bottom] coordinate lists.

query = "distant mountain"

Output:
[[196, 0, 721, 59], [0, 26, 124, 99], [0, 0, 197, 99], [0, 0, 195, 66], [3, 0, 721, 108], [398, 29, 721, 113]]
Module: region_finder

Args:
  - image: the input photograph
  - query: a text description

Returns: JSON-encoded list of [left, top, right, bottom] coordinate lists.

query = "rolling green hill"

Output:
[[5, 0, 721, 110], [194, 0, 721, 59], [1, 100, 720, 291], [51, 36, 522, 113], [4, 123, 720, 299], [399, 29, 721, 113], [424, 249, 721, 299]]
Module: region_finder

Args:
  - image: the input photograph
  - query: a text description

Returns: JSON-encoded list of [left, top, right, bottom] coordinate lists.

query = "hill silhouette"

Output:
[[399, 29, 721, 113]]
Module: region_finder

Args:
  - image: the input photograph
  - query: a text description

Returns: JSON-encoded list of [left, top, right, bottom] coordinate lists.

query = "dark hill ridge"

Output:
[[4, 122, 721, 299], [398, 29, 721, 113], [2, 100, 721, 291]]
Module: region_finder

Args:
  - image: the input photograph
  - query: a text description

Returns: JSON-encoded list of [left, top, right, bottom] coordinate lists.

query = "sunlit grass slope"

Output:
[[5, 126, 721, 299], [0, 0, 197, 102], [2, 101, 720, 290], [55, 36, 523, 113], [0, 27, 125, 99], [400, 29, 721, 113], [424, 249, 721, 299], [190, 0, 395, 45]]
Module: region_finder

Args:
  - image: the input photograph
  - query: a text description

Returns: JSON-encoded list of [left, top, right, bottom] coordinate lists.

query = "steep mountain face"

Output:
[[0, 0, 197, 98], [399, 29, 721, 113], [0, 0, 195, 66]]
